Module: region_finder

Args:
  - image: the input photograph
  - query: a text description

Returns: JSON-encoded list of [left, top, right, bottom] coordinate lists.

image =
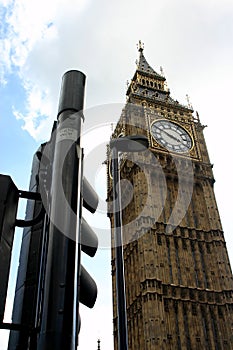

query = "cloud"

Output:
[[12, 82, 53, 139], [1, 0, 232, 141], [0, 0, 91, 140]]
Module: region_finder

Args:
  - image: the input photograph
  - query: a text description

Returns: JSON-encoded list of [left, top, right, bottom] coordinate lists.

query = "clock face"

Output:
[[151, 120, 193, 153]]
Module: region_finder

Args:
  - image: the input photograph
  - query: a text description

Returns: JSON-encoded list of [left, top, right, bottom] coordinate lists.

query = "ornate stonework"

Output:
[[107, 45, 233, 349]]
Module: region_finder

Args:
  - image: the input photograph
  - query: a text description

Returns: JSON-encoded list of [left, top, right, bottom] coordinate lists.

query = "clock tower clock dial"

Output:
[[151, 120, 193, 153]]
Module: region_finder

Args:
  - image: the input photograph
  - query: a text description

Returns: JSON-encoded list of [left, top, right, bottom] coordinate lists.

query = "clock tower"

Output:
[[107, 43, 233, 349]]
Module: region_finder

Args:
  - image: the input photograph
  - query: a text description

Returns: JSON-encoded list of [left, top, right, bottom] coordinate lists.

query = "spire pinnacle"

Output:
[[160, 66, 165, 77], [137, 40, 144, 52], [186, 94, 193, 109], [135, 44, 164, 79]]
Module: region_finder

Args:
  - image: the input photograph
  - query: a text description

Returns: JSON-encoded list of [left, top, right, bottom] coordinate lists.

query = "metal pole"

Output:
[[112, 146, 129, 350], [37, 71, 85, 350]]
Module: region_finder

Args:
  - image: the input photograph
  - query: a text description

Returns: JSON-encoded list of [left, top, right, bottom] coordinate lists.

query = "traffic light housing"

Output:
[[0, 175, 19, 323], [2, 71, 99, 349], [35, 71, 99, 349], [79, 177, 99, 310]]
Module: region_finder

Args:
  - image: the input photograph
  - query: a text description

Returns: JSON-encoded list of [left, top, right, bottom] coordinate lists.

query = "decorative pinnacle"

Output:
[[196, 111, 200, 122], [97, 339, 101, 350], [186, 94, 193, 109], [137, 40, 144, 52], [160, 66, 165, 77]]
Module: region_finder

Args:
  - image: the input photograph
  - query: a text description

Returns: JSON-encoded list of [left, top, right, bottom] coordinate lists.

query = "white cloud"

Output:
[[13, 81, 54, 140], [12, 0, 233, 137], [0, 0, 11, 6], [0, 0, 91, 140], [0, 0, 54, 70], [1, 0, 232, 141]]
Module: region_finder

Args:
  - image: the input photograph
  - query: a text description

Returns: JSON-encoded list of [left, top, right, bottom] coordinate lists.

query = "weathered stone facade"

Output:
[[107, 44, 233, 349]]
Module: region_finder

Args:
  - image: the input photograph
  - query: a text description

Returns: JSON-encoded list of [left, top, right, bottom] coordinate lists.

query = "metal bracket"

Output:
[[0, 322, 34, 332], [15, 190, 45, 228]]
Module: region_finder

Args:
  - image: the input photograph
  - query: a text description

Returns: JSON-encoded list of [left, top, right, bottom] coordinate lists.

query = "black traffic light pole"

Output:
[[37, 71, 85, 350]]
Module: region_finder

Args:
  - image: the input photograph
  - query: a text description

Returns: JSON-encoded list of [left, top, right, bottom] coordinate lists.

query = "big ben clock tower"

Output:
[[107, 42, 233, 349]]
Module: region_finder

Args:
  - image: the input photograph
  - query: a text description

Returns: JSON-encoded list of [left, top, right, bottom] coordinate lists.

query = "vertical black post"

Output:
[[37, 71, 85, 350], [112, 146, 129, 350], [8, 146, 48, 350]]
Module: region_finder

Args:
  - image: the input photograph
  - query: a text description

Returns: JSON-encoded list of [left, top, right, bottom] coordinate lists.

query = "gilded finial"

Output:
[[137, 40, 144, 52], [186, 94, 193, 109], [160, 66, 165, 77], [160, 66, 168, 91]]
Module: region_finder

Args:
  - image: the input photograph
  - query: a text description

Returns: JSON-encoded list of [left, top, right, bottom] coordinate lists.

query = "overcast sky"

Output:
[[1, 0, 233, 349]]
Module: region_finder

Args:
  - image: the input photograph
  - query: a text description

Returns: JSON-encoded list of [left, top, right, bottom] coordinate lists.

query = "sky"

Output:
[[0, 0, 233, 349]]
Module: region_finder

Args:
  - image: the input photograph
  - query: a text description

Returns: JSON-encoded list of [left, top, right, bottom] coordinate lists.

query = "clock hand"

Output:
[[157, 126, 189, 148], [157, 127, 181, 143]]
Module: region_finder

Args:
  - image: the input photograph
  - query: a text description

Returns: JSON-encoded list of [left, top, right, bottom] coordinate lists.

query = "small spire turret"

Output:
[[186, 94, 193, 109], [160, 66, 165, 77], [137, 40, 144, 52]]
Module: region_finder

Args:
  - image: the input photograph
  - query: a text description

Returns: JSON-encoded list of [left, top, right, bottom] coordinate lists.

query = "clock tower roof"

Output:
[[126, 41, 193, 113], [136, 41, 165, 80]]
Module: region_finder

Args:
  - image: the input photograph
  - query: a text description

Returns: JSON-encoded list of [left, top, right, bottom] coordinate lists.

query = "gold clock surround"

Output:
[[150, 119, 194, 154]]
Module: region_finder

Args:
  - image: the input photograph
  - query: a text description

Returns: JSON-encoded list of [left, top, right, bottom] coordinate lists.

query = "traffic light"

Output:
[[0, 175, 19, 323], [36, 70, 99, 350], [79, 177, 98, 313]]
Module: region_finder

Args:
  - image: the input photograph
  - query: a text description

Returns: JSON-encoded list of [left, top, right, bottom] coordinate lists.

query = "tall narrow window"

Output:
[[166, 237, 173, 283], [198, 242, 208, 288], [210, 308, 220, 349], [191, 241, 199, 287], [174, 302, 181, 350], [174, 237, 182, 285], [183, 304, 191, 348]]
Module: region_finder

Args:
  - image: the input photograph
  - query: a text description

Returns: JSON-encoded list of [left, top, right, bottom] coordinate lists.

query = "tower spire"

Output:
[[137, 40, 144, 52], [135, 42, 165, 79]]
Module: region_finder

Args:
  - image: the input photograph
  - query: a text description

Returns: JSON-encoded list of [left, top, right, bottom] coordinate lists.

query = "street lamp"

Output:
[[110, 135, 149, 350]]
